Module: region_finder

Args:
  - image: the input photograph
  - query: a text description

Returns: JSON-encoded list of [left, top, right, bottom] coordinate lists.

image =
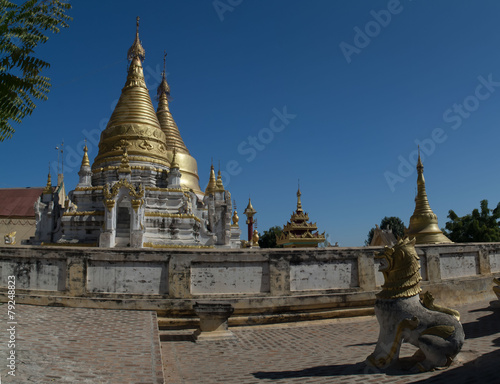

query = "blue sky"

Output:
[[3, 0, 500, 246]]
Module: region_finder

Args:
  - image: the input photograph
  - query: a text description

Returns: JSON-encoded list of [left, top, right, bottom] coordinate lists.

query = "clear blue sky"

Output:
[[3, 0, 500, 246]]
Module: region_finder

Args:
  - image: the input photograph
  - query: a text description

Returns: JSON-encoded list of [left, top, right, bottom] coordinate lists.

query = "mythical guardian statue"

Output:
[[366, 237, 464, 372]]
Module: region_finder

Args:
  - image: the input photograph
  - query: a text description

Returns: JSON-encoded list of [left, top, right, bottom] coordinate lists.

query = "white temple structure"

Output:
[[34, 18, 241, 249]]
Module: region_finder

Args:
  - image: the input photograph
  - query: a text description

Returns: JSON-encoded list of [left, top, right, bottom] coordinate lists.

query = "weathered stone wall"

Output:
[[0, 243, 498, 323]]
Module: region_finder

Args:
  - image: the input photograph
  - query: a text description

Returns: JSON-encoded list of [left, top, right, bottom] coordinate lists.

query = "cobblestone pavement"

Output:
[[0, 305, 164, 384], [162, 300, 500, 384]]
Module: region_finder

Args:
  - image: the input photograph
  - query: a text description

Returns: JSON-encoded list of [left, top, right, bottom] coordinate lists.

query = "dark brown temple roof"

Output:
[[0, 188, 45, 217]]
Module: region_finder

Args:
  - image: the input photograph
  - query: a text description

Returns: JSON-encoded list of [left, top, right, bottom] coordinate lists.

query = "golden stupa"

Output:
[[93, 17, 202, 195], [407, 150, 452, 244], [276, 187, 325, 248], [156, 53, 203, 196]]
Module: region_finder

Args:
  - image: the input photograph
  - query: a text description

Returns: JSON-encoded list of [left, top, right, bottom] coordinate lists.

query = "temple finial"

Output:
[[127, 16, 145, 61], [417, 145, 423, 173], [296, 184, 303, 213], [81, 139, 90, 167], [43, 163, 52, 194], [157, 50, 171, 99], [216, 163, 225, 192], [170, 148, 179, 169], [205, 163, 217, 195]]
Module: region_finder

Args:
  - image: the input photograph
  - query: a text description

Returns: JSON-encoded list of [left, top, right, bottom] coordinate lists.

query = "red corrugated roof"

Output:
[[0, 188, 45, 217]]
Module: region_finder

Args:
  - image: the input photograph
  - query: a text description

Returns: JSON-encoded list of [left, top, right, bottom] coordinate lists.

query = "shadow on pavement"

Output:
[[252, 360, 431, 379], [410, 348, 500, 384], [462, 305, 500, 340]]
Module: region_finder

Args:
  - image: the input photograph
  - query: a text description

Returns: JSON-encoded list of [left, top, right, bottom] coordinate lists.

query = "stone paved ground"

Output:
[[0, 305, 164, 383], [162, 300, 500, 384]]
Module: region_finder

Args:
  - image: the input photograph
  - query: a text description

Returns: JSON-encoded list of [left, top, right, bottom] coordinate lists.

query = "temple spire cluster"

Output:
[[34, 18, 240, 249]]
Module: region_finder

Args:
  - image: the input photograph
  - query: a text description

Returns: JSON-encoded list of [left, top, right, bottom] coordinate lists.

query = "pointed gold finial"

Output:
[[296, 180, 303, 213], [157, 51, 171, 99], [205, 163, 217, 195], [118, 147, 132, 173], [170, 148, 179, 169], [407, 149, 452, 244], [216, 163, 225, 192], [81, 139, 90, 167], [244, 198, 256, 217], [43, 164, 52, 194], [127, 16, 145, 62]]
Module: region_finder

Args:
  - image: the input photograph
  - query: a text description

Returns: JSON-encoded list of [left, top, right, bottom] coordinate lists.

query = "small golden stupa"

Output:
[[407, 150, 452, 244], [276, 187, 325, 248]]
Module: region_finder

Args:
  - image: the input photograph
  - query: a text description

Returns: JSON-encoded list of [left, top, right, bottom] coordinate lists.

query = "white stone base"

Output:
[[192, 328, 236, 342]]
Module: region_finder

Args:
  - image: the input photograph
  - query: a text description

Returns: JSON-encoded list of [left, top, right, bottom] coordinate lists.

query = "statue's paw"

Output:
[[366, 354, 388, 369]]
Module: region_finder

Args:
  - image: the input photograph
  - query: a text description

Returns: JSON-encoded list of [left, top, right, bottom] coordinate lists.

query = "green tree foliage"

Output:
[[444, 200, 500, 242], [0, 0, 71, 141], [258, 225, 283, 248], [365, 216, 405, 246]]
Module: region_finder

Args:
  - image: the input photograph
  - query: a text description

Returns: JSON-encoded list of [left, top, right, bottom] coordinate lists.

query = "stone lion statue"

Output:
[[366, 237, 464, 372]]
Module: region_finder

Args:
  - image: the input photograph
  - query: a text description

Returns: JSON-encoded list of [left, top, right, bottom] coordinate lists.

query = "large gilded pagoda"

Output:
[[407, 150, 452, 244], [34, 18, 240, 249], [276, 187, 325, 248]]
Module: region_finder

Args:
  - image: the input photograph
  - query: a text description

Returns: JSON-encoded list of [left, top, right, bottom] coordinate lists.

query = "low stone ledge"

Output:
[[192, 301, 236, 341]]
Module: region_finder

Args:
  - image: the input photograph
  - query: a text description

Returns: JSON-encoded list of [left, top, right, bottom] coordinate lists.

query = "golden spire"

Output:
[[170, 148, 179, 169], [204, 163, 217, 195], [407, 148, 452, 244], [93, 18, 168, 171], [81, 140, 90, 167], [296, 185, 303, 213], [127, 16, 145, 62], [43, 166, 52, 194], [156, 51, 203, 196], [156, 51, 189, 154], [216, 167, 225, 192]]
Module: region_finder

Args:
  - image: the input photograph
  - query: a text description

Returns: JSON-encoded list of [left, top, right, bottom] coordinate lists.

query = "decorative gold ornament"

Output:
[[252, 229, 259, 246], [131, 199, 143, 212], [232, 210, 239, 227], [63, 211, 104, 216], [102, 179, 144, 212], [118, 147, 132, 173], [74, 186, 104, 191]]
